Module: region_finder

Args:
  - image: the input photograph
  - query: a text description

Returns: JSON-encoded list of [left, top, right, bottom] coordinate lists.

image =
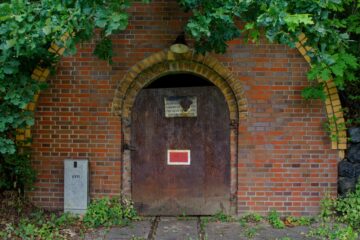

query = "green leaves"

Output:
[[333, 182, 360, 229], [3, 60, 20, 75], [0, 3, 12, 21], [268, 209, 285, 229], [284, 14, 314, 32], [181, 0, 359, 124], [5, 39, 17, 49], [94, 1, 130, 36], [242, 22, 260, 43], [0, 153, 36, 191], [182, 1, 241, 53], [187, 13, 212, 40], [0, 139, 16, 155], [93, 37, 114, 64], [0, 0, 132, 190], [301, 85, 326, 100], [83, 197, 138, 228]]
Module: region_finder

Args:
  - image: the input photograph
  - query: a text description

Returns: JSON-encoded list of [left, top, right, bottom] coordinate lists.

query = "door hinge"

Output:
[[123, 143, 136, 151]]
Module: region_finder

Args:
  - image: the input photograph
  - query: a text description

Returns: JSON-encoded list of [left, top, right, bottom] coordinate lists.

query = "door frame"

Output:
[[111, 49, 248, 214]]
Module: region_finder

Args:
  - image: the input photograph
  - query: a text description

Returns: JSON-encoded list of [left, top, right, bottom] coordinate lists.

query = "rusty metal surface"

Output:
[[131, 86, 230, 215]]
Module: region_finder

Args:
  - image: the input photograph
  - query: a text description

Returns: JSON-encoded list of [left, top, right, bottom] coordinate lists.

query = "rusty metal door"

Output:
[[131, 85, 230, 215]]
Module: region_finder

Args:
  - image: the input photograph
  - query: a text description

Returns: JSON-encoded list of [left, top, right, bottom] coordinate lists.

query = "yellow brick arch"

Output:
[[296, 33, 347, 152], [110, 49, 247, 121], [16, 42, 65, 145]]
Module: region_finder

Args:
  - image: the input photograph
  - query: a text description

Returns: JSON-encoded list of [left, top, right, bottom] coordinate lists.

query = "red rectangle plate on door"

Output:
[[167, 150, 191, 165]]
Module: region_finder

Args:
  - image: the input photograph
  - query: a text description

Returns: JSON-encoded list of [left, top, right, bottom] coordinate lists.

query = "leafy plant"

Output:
[[301, 85, 326, 100], [53, 212, 79, 227], [268, 209, 285, 229], [83, 197, 138, 228], [0, 210, 79, 239], [334, 181, 360, 229], [320, 192, 336, 222], [94, 37, 114, 64], [0, 152, 36, 193], [308, 223, 358, 240], [313, 182, 360, 239], [322, 115, 347, 143]]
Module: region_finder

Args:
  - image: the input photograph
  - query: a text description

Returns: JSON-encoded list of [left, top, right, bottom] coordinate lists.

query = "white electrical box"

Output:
[[64, 159, 89, 214]]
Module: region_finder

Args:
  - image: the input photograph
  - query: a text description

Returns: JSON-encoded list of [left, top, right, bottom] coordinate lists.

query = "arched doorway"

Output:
[[112, 49, 248, 215], [131, 74, 230, 215]]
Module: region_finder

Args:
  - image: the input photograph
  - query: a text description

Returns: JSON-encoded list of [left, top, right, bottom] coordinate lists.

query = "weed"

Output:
[[284, 216, 314, 226], [320, 192, 336, 221], [242, 213, 263, 223], [0, 224, 15, 239], [0, 153, 37, 193], [130, 237, 145, 240], [3, 213, 67, 240], [83, 196, 138, 228], [210, 211, 234, 222], [243, 226, 258, 238], [239, 217, 247, 227], [334, 182, 360, 229], [2, 197, 137, 238], [200, 217, 210, 232], [177, 212, 192, 221], [54, 211, 79, 227], [268, 209, 285, 229], [307, 223, 358, 240]]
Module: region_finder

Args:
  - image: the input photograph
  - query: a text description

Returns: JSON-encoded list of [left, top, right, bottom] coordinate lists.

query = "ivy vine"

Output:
[[0, 0, 134, 191], [179, 0, 359, 119]]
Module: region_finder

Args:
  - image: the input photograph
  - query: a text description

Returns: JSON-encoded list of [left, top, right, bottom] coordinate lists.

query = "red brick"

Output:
[[29, 0, 338, 216]]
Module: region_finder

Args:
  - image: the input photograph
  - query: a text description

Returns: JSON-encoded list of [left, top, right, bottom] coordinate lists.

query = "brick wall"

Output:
[[234, 44, 338, 214], [29, 0, 338, 215]]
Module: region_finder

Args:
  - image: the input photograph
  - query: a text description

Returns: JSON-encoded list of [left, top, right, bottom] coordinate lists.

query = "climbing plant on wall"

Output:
[[0, 0, 359, 192], [178, 0, 360, 120], [0, 0, 132, 192]]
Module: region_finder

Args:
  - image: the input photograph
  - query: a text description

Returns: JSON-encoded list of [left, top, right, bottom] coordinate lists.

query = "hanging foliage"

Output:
[[0, 0, 134, 191], [178, 0, 359, 120]]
